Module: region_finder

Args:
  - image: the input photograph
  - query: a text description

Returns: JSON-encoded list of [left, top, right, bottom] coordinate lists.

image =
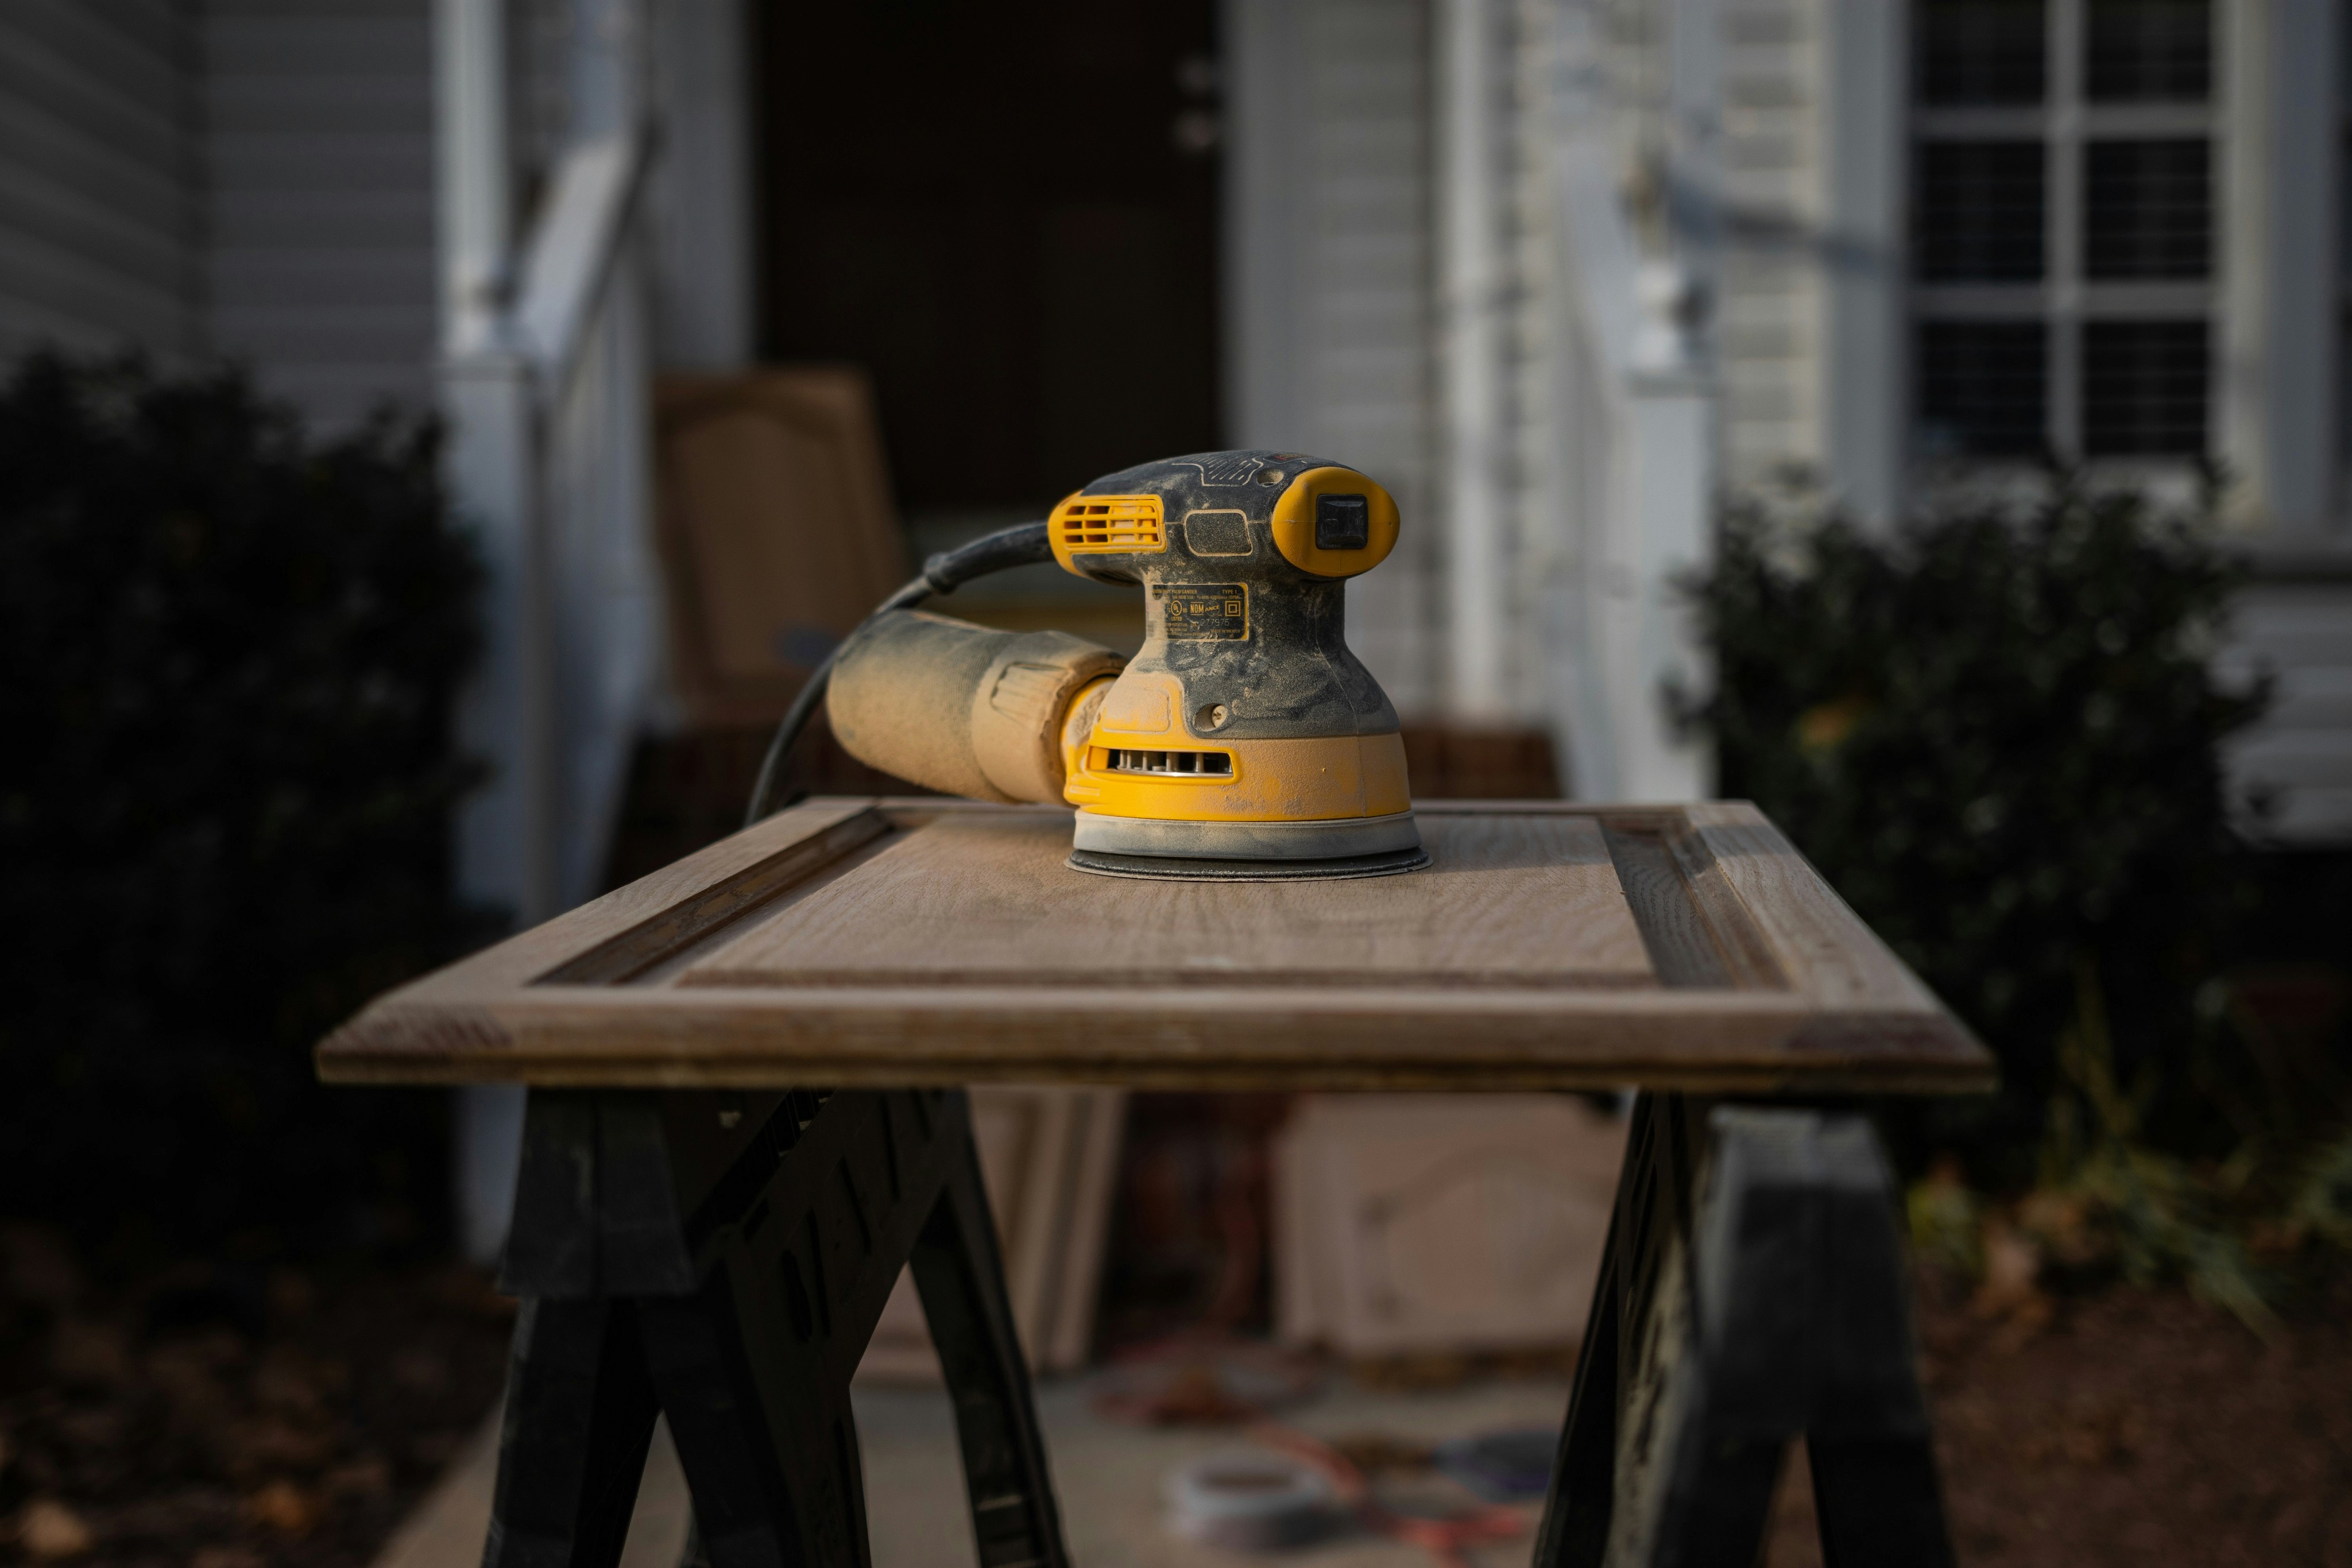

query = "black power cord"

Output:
[[742, 521, 1057, 827]]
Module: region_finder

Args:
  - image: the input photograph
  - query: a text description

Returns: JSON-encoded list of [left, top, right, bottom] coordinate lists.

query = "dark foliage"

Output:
[[1679, 479, 2269, 1178], [0, 353, 482, 1256]]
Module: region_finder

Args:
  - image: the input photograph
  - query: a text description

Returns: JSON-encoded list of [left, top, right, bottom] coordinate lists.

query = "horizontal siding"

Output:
[[0, 0, 198, 361], [200, 0, 436, 432], [208, 189, 435, 248], [206, 76, 436, 137], [1303, 0, 1439, 715], [1715, 0, 1823, 486], [2219, 579, 2352, 843], [1499, 0, 1563, 722], [205, 131, 431, 187]]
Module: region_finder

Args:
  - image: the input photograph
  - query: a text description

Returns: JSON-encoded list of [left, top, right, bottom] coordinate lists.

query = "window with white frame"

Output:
[[1911, 0, 2216, 463]]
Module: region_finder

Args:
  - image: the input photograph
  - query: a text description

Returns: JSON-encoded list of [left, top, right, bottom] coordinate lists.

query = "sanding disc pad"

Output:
[[1066, 846, 1430, 882]]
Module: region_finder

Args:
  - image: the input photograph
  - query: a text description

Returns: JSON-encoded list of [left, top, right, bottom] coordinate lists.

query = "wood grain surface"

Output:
[[679, 812, 1655, 990], [313, 799, 1996, 1096]]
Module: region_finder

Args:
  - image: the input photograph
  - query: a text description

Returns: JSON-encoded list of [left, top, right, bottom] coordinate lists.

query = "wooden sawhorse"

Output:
[[317, 799, 1994, 1568], [484, 1088, 1058, 1568]]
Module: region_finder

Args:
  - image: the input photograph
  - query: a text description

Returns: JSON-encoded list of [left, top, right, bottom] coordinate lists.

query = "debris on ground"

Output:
[[1093, 1337, 1321, 1427], [1163, 1450, 1336, 1551], [0, 1228, 511, 1567], [3, 1221, 2348, 1566], [1248, 1422, 1527, 1568]]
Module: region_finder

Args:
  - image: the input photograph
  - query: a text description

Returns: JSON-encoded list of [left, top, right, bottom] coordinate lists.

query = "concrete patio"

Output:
[[374, 1369, 1573, 1568]]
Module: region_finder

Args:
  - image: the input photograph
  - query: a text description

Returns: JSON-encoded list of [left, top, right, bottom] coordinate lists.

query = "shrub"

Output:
[[1678, 476, 2268, 1179], [0, 353, 481, 1256]]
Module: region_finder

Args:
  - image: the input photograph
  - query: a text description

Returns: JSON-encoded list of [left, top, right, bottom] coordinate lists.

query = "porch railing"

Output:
[[1538, 0, 1718, 804], [436, 0, 664, 1258]]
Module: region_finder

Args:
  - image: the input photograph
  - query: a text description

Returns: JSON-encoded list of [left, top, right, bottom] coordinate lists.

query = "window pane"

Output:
[[2083, 320, 2207, 455], [2084, 140, 2210, 279], [1918, 322, 2048, 457], [1917, 0, 2047, 105], [2086, 0, 2211, 102], [1916, 142, 2047, 281]]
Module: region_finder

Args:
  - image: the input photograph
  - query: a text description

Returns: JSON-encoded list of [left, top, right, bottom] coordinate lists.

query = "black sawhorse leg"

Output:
[[480, 1088, 1067, 1568], [1532, 1094, 1956, 1568]]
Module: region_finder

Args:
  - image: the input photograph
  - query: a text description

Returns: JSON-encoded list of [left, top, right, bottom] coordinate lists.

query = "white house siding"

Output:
[[2221, 573, 2352, 843], [1304, 0, 1442, 718], [1493, 0, 1565, 723], [1549, 0, 1829, 489], [0, 1, 199, 362], [1225, 0, 1442, 717], [200, 0, 437, 432], [1595, 0, 1657, 161], [509, 0, 575, 206], [1715, 0, 1822, 486]]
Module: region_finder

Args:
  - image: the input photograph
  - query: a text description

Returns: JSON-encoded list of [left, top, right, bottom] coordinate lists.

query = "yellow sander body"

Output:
[[1049, 452, 1422, 877], [826, 450, 1425, 881]]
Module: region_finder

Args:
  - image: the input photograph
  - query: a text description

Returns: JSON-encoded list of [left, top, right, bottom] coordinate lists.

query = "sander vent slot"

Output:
[[1105, 748, 1233, 777], [1055, 495, 1166, 553]]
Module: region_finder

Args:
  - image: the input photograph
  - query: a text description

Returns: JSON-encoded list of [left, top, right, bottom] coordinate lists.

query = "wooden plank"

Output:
[[1604, 825, 1755, 989], [317, 983, 1988, 1093], [366, 799, 887, 1005], [1040, 1086, 1127, 1369], [676, 811, 1658, 991], [984, 1087, 1080, 1346], [1662, 820, 1792, 990], [1678, 802, 1939, 1012]]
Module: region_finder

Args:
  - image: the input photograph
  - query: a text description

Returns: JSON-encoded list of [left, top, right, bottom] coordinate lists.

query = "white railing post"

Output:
[[437, 0, 546, 1267], [1437, 0, 1511, 721], [1614, 265, 1715, 802], [435, 0, 508, 359], [439, 0, 559, 928], [1542, 0, 1719, 803], [435, 0, 662, 1265]]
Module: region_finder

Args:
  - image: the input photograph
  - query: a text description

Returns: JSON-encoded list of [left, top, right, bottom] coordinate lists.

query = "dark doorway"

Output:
[[756, 1, 1220, 524]]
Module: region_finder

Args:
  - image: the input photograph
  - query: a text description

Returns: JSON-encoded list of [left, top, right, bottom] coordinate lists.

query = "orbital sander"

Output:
[[744, 450, 1425, 881]]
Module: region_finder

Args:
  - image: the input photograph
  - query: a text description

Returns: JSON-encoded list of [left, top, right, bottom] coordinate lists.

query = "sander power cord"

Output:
[[743, 521, 1053, 827]]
